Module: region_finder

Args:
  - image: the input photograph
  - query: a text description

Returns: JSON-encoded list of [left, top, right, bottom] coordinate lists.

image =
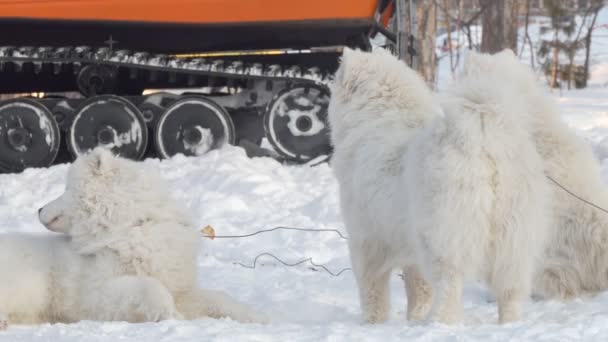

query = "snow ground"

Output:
[[13, 148, 608, 342], [4, 10, 608, 342]]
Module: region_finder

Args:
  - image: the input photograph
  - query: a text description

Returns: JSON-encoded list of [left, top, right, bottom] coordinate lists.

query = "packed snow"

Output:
[[4, 8, 608, 342]]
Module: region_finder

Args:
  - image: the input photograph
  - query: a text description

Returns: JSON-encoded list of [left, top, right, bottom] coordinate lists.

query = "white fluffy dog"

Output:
[[328, 47, 442, 323], [0, 148, 266, 328], [468, 50, 608, 300], [406, 50, 550, 324], [329, 47, 550, 325]]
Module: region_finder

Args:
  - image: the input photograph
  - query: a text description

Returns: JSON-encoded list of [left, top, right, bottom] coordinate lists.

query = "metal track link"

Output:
[[0, 46, 333, 88]]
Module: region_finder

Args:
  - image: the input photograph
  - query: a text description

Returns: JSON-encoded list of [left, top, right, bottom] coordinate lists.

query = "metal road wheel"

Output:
[[68, 95, 148, 160], [264, 84, 331, 162], [154, 96, 235, 159], [0, 98, 60, 172], [77, 64, 117, 97]]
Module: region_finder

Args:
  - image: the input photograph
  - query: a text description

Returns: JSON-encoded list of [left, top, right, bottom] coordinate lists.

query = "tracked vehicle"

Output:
[[0, 0, 400, 172]]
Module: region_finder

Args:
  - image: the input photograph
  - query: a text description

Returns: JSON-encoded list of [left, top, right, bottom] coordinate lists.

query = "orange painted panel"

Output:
[[0, 0, 379, 24]]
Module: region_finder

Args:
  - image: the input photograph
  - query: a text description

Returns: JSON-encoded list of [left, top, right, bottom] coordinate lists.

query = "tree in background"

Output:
[[538, 0, 577, 88], [504, 0, 519, 52], [564, 0, 603, 89], [435, 0, 488, 50], [583, 0, 604, 87], [520, 0, 536, 68], [403, 0, 438, 87], [409, 0, 603, 89], [442, 0, 457, 78], [435, 0, 489, 78], [479, 0, 519, 53]]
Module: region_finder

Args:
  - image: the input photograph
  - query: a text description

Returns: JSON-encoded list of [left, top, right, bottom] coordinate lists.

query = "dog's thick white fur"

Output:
[[467, 50, 608, 300], [328, 47, 442, 323], [0, 148, 266, 327], [406, 49, 550, 324], [330, 47, 550, 325]]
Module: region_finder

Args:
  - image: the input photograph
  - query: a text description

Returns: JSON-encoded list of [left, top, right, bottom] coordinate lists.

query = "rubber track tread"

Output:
[[0, 46, 332, 88]]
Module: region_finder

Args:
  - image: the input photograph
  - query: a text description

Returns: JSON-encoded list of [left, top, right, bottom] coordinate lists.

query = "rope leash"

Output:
[[210, 226, 348, 240], [201, 175, 608, 277], [236, 252, 351, 277], [546, 175, 608, 215], [202, 225, 352, 277]]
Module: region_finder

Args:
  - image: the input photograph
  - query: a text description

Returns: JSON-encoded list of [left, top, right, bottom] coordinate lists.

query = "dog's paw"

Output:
[[141, 297, 182, 323], [155, 308, 183, 322], [236, 308, 271, 325]]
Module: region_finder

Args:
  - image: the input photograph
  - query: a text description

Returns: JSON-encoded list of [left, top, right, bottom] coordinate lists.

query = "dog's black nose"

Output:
[[38, 208, 42, 215]]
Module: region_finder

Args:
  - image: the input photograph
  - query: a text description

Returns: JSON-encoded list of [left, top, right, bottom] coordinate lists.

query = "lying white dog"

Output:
[[0, 148, 266, 328]]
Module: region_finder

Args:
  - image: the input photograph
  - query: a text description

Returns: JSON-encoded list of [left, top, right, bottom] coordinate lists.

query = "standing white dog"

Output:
[[0, 148, 266, 328], [406, 49, 550, 324], [328, 47, 441, 323], [330, 47, 550, 325], [466, 50, 608, 300]]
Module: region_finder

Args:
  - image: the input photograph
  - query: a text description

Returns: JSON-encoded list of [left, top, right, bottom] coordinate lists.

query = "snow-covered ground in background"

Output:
[[5, 8, 608, 342]]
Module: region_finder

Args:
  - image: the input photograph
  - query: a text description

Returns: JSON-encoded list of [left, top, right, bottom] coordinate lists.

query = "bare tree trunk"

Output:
[[520, 0, 536, 68], [454, 0, 463, 69], [443, 0, 455, 79], [416, 0, 438, 87], [480, 0, 519, 53], [583, 6, 601, 87], [568, 51, 575, 89], [565, 5, 593, 90], [504, 0, 519, 52], [550, 32, 560, 88], [480, 0, 505, 53], [465, 25, 473, 49], [397, 0, 411, 66]]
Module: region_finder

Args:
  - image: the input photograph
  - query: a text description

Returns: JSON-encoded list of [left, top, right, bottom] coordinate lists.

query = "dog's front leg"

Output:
[[175, 287, 269, 324], [83, 276, 181, 323]]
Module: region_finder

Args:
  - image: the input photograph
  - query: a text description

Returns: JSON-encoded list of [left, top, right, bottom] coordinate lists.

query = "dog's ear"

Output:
[[461, 49, 502, 78], [335, 47, 355, 84], [342, 47, 355, 62], [461, 50, 482, 76], [463, 49, 483, 66], [86, 147, 117, 174], [335, 47, 365, 86], [371, 47, 394, 58]]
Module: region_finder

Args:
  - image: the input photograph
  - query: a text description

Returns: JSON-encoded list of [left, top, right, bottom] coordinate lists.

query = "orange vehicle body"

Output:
[[0, 0, 378, 24], [0, 0, 385, 54]]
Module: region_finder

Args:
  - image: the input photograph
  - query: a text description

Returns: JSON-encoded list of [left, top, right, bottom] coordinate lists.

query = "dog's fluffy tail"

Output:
[[448, 50, 534, 127], [441, 68, 531, 135]]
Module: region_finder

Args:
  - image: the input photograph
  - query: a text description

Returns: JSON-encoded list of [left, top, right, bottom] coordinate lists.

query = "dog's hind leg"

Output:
[[490, 237, 533, 324], [430, 260, 464, 324], [175, 288, 269, 324], [404, 265, 433, 321], [0, 312, 7, 330], [534, 260, 582, 300], [350, 246, 391, 324]]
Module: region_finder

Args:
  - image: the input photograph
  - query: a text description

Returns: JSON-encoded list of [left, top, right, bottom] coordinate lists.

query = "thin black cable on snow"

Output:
[[211, 226, 348, 240], [203, 226, 350, 276], [235, 252, 352, 277], [205, 176, 608, 278]]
